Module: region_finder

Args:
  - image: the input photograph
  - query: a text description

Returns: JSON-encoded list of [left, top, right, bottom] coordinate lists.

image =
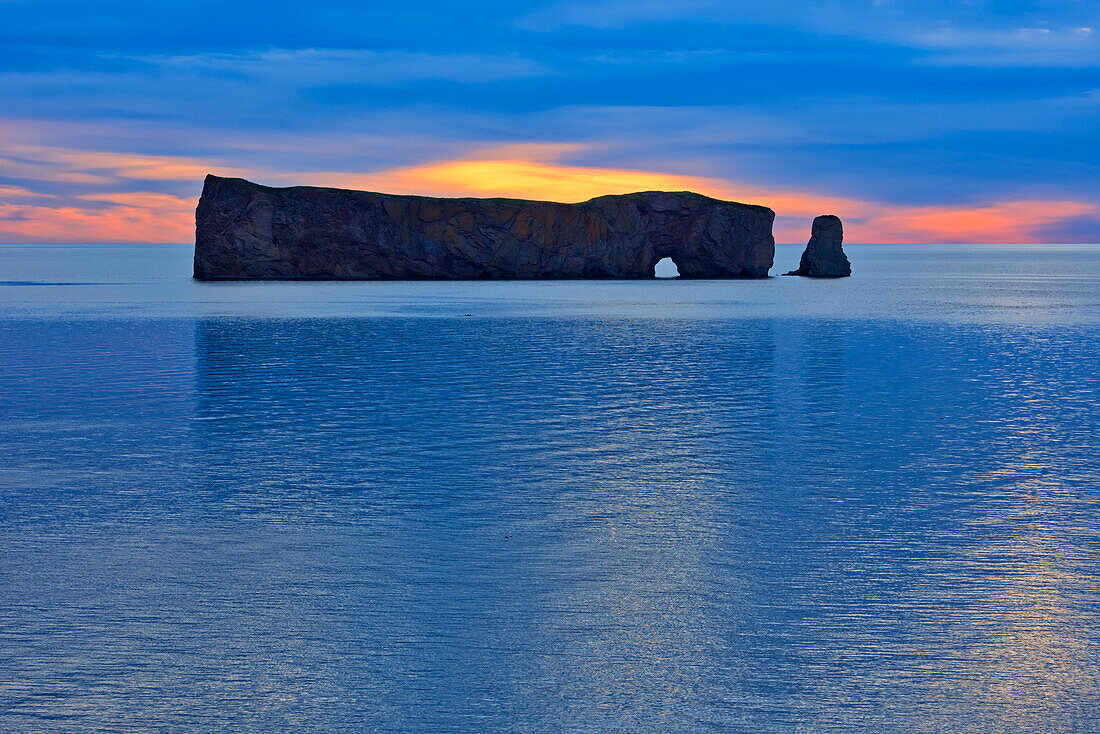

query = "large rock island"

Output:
[[194, 175, 775, 280]]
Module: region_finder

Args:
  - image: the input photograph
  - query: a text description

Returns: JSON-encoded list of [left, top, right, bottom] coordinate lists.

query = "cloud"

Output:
[[0, 196, 194, 244], [518, 0, 716, 31], [1, 0, 1096, 251], [3, 145, 250, 182], [862, 200, 1099, 244], [911, 26, 1099, 67], [514, 0, 1100, 72], [910, 26, 1094, 49], [0, 155, 110, 184], [0, 184, 55, 200], [132, 48, 551, 86]]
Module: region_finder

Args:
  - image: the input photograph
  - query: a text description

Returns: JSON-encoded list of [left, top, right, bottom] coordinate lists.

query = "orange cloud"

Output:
[[0, 184, 56, 200], [2, 144, 252, 183], [860, 200, 1097, 243], [0, 196, 193, 244]]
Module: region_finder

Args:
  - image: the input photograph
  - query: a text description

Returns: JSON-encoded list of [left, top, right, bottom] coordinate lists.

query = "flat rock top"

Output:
[[204, 175, 772, 213]]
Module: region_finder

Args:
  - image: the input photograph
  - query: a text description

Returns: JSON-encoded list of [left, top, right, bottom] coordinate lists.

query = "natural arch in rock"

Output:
[[653, 256, 679, 278]]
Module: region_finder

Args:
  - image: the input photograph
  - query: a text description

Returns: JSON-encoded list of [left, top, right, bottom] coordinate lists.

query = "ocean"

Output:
[[1, 243, 1098, 732]]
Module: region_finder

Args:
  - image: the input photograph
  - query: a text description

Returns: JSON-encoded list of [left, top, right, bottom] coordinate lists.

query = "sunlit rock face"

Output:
[[784, 215, 851, 278], [194, 175, 775, 280]]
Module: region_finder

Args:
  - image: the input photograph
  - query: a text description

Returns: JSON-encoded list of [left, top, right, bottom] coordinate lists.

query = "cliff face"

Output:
[[194, 176, 775, 280]]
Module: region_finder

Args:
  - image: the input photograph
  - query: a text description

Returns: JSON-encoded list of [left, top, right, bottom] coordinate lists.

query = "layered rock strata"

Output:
[[194, 175, 775, 280]]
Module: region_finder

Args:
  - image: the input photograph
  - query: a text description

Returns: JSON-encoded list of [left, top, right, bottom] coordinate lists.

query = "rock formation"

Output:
[[784, 215, 851, 277], [194, 175, 775, 280]]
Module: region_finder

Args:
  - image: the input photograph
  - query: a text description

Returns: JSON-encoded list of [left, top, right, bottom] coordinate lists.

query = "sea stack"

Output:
[[194, 175, 775, 280], [784, 215, 851, 277]]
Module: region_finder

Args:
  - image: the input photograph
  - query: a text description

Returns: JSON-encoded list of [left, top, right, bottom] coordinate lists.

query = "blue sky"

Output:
[[0, 0, 1097, 242]]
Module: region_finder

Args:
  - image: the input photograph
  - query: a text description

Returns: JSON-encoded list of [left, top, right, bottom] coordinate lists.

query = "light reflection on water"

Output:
[[0, 244, 1098, 732]]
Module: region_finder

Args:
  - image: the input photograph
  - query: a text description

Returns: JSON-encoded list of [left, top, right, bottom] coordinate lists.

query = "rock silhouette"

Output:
[[784, 215, 851, 277], [194, 175, 775, 280]]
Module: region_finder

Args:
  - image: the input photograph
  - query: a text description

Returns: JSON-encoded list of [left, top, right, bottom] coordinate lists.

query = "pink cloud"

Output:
[[857, 200, 1098, 243], [0, 196, 194, 244]]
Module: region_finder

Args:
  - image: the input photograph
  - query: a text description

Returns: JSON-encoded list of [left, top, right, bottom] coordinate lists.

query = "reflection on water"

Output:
[[0, 244, 1098, 732], [0, 311, 1097, 733]]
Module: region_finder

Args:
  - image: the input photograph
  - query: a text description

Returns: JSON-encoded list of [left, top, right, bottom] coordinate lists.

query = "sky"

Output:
[[0, 0, 1097, 244]]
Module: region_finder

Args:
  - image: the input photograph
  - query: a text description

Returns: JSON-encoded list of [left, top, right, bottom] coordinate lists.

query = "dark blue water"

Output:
[[1, 244, 1098, 732]]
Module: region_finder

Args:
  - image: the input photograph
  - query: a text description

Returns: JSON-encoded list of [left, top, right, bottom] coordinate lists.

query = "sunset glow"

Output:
[[1, 0, 1096, 247], [2, 142, 1095, 244]]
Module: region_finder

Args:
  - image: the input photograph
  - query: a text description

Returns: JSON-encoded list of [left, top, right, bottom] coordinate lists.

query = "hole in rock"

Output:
[[654, 257, 679, 278]]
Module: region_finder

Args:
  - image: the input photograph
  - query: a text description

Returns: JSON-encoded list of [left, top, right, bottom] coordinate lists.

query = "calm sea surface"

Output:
[[1, 243, 1098, 733]]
